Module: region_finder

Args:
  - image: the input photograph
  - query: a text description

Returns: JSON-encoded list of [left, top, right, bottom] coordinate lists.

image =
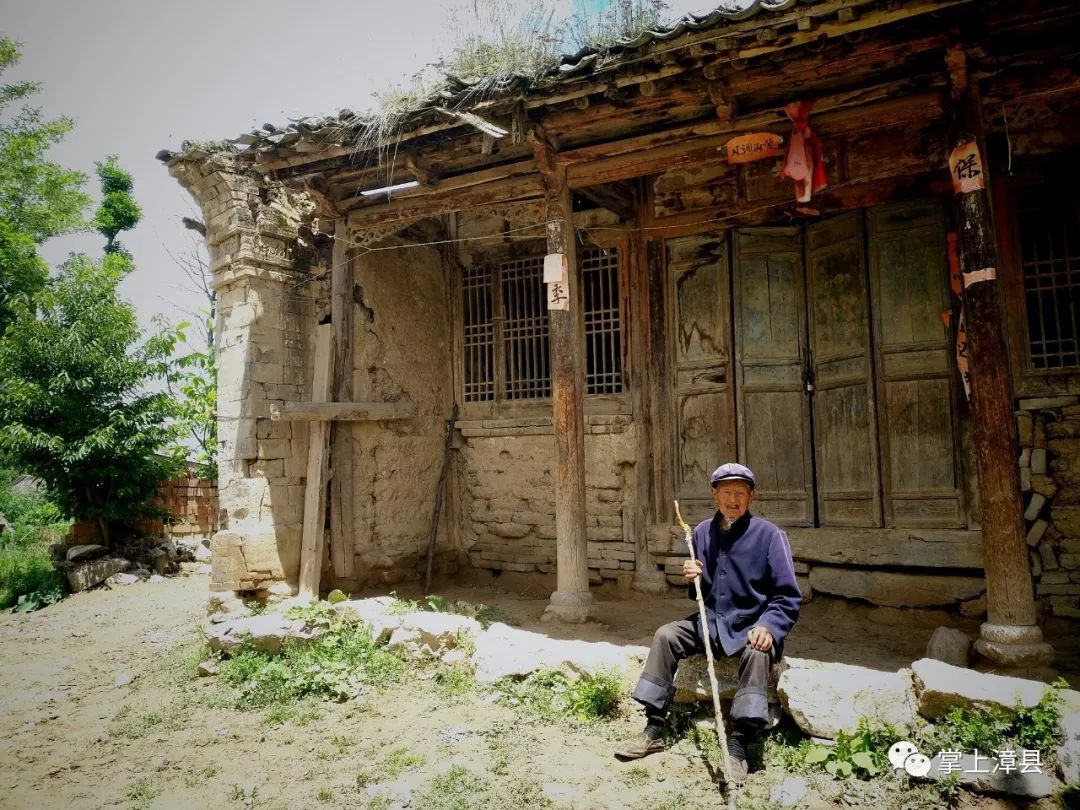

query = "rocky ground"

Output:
[[1, 566, 1077, 810]]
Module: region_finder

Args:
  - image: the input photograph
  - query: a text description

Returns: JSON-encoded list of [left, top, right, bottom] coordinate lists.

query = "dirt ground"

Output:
[[1, 567, 1076, 810]]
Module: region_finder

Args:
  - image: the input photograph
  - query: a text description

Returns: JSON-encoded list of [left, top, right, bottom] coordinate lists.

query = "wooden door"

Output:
[[668, 234, 736, 518], [733, 228, 814, 526], [806, 212, 883, 527], [867, 200, 964, 527]]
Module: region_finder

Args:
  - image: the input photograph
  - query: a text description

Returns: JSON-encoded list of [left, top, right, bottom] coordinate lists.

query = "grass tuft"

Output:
[[496, 668, 622, 723]]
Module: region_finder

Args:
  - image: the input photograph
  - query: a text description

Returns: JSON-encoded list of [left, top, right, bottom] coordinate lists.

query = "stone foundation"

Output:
[[1017, 396, 1080, 618]]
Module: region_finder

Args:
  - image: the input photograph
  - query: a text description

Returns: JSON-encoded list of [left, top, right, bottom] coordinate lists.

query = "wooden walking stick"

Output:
[[675, 500, 735, 792]]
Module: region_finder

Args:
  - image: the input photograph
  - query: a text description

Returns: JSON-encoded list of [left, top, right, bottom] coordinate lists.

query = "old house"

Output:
[[162, 0, 1080, 666]]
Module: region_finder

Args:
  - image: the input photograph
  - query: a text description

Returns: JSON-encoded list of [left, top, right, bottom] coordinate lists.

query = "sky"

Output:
[[0, 0, 716, 335]]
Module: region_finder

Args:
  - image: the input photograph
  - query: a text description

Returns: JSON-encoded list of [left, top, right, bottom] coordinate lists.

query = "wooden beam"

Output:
[[564, 85, 944, 188], [298, 325, 334, 599], [271, 401, 414, 422], [329, 221, 355, 580]]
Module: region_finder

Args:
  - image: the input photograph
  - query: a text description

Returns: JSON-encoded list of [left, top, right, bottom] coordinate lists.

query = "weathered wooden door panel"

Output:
[[668, 234, 736, 512], [734, 227, 814, 526], [868, 200, 964, 528], [806, 212, 882, 527]]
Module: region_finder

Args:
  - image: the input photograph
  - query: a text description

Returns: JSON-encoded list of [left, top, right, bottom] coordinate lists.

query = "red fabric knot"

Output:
[[779, 100, 827, 203]]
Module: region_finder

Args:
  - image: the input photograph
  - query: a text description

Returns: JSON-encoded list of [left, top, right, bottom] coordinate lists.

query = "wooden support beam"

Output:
[[946, 46, 1052, 667], [298, 325, 334, 599], [270, 401, 414, 422], [532, 135, 593, 623], [329, 220, 355, 580]]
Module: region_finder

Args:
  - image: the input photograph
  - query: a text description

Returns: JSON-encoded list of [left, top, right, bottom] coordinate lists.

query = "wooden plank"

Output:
[[329, 220, 354, 580], [867, 200, 964, 528], [733, 227, 814, 527], [271, 401, 414, 422], [298, 325, 335, 599], [805, 212, 882, 528], [667, 233, 736, 500], [785, 527, 984, 569]]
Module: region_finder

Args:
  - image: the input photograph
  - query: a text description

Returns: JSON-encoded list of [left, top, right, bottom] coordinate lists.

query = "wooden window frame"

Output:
[[454, 238, 631, 421], [997, 173, 1080, 396]]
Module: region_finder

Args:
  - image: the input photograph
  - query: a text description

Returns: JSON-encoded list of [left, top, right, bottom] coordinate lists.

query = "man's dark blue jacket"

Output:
[[688, 511, 802, 657]]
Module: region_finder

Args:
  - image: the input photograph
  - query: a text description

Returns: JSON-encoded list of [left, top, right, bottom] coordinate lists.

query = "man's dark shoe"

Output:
[[723, 757, 749, 785], [613, 732, 664, 760]]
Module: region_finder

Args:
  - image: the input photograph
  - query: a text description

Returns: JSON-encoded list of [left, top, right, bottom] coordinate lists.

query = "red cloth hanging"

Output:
[[779, 101, 827, 203]]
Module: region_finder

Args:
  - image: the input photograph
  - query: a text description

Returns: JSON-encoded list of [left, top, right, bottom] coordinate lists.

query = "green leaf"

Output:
[[836, 760, 852, 777], [805, 746, 830, 765], [326, 589, 347, 605], [824, 760, 839, 776], [851, 752, 875, 771]]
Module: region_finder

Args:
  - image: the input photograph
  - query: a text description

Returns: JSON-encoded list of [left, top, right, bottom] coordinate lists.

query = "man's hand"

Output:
[[747, 626, 773, 652], [682, 558, 703, 582]]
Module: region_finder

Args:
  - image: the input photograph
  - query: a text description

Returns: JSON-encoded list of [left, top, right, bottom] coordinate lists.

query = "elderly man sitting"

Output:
[[614, 462, 802, 783]]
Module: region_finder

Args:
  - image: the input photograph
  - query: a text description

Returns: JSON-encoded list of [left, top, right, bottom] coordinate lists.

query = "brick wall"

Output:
[[66, 476, 219, 543]]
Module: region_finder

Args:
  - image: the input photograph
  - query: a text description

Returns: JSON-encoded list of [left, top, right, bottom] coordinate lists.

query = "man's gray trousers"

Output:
[[631, 617, 774, 727]]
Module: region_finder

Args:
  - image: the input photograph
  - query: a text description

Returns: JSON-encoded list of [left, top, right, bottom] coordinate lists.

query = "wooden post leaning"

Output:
[[675, 500, 734, 792]]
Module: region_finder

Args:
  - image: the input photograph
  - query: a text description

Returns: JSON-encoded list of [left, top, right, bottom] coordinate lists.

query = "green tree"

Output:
[[91, 155, 141, 256], [0, 158, 182, 544], [0, 36, 90, 331]]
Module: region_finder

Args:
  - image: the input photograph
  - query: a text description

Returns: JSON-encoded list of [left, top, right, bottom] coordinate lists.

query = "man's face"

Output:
[[712, 480, 754, 522]]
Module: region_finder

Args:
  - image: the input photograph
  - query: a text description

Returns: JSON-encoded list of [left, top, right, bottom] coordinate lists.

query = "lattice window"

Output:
[[501, 257, 551, 399], [1021, 208, 1080, 370], [462, 265, 495, 402], [583, 248, 624, 394], [460, 249, 623, 402]]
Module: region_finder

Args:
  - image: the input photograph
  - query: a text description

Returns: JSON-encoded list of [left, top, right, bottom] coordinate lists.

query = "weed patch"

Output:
[[497, 669, 622, 723], [356, 745, 426, 787], [919, 679, 1066, 758], [412, 765, 551, 810], [218, 605, 407, 709]]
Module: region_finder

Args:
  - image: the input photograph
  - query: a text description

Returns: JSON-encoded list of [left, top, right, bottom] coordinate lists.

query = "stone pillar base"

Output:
[[973, 622, 1055, 668], [542, 589, 596, 623], [631, 570, 669, 595]]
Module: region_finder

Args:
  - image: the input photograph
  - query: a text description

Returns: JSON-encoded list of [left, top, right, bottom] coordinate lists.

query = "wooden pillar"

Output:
[[329, 219, 355, 580], [533, 145, 593, 622], [947, 47, 1052, 667]]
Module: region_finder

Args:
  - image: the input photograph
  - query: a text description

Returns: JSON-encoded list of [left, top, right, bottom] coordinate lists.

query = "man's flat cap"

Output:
[[710, 462, 756, 489]]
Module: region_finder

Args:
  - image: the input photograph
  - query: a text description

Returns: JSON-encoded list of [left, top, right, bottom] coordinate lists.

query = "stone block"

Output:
[[1040, 571, 1070, 584], [1029, 548, 1042, 577], [911, 658, 1048, 720], [778, 658, 917, 739], [67, 557, 130, 593], [923, 751, 1052, 798], [1062, 553, 1080, 569], [673, 654, 780, 703], [1026, 519, 1049, 547], [1015, 411, 1034, 445], [1059, 711, 1080, 784], [1018, 447, 1031, 468], [257, 439, 291, 460], [796, 574, 813, 602], [1024, 493, 1047, 521], [1019, 395, 1078, 410], [206, 614, 320, 655], [1030, 448, 1048, 475], [472, 622, 647, 684], [1049, 596, 1080, 618], [1036, 583, 1080, 596], [1020, 467, 1032, 492], [925, 627, 973, 668], [65, 544, 107, 563], [1052, 506, 1080, 537], [808, 567, 985, 608]]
